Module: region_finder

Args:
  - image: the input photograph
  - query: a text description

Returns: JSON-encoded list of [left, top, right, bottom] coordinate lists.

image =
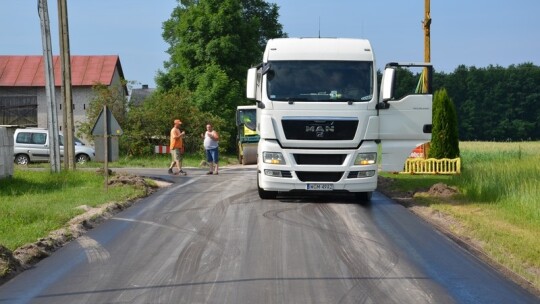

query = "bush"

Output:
[[122, 88, 227, 156]]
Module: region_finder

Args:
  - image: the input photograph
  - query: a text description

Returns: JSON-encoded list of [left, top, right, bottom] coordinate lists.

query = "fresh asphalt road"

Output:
[[0, 167, 537, 304]]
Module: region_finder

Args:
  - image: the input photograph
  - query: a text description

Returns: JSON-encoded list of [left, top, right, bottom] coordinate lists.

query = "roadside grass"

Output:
[[385, 141, 540, 290], [0, 170, 148, 251], [1, 152, 238, 251], [378, 173, 453, 190], [113, 153, 239, 168], [18, 152, 239, 170]]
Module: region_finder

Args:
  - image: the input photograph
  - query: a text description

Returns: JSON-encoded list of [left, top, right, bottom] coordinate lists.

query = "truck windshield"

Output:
[[266, 60, 373, 102]]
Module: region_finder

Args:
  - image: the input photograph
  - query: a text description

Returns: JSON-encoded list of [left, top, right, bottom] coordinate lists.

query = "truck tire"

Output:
[[355, 191, 372, 202], [257, 174, 277, 199]]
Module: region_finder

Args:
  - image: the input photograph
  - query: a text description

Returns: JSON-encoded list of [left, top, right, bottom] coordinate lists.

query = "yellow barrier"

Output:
[[401, 158, 461, 175]]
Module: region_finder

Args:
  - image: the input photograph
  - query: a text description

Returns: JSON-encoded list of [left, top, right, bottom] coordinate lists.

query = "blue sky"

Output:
[[2, 0, 539, 89]]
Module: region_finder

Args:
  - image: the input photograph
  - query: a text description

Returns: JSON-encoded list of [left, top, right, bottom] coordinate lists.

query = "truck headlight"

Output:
[[354, 152, 377, 165], [262, 152, 286, 165]]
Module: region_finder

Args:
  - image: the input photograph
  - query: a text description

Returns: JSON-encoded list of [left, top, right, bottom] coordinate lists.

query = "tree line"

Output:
[[431, 63, 540, 141], [392, 63, 540, 141]]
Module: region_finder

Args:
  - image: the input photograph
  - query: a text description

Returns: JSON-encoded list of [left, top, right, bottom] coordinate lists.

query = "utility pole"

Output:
[[58, 0, 75, 169], [38, 0, 61, 172], [422, 0, 431, 92], [424, 0, 431, 63]]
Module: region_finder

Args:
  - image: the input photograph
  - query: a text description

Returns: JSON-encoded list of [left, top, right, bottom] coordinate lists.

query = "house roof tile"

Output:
[[0, 55, 124, 87]]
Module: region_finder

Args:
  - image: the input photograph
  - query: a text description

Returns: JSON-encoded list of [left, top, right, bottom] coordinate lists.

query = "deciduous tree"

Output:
[[156, 0, 285, 150]]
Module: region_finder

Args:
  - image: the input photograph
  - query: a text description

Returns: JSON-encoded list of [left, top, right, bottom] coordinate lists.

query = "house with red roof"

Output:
[[0, 55, 127, 136]]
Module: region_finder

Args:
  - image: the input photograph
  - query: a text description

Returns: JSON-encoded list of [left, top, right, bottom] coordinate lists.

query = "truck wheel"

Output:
[[355, 191, 372, 202], [257, 174, 277, 199]]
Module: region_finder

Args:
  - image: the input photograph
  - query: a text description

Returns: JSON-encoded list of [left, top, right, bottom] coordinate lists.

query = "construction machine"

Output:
[[236, 105, 259, 165]]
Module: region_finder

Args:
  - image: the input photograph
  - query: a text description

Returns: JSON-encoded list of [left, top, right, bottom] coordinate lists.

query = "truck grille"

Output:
[[282, 119, 358, 140], [296, 171, 343, 182], [294, 154, 346, 165]]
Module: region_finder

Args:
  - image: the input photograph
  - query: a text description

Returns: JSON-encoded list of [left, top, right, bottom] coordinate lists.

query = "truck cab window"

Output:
[[267, 61, 372, 102]]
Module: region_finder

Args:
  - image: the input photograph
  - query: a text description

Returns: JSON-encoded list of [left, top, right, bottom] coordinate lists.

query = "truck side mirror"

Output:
[[246, 68, 257, 99], [381, 67, 396, 102]]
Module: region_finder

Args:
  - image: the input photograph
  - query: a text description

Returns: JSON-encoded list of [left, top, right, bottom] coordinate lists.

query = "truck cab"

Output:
[[247, 38, 432, 200]]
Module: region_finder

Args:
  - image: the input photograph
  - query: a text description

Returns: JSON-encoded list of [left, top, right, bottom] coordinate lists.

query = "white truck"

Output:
[[246, 38, 433, 201]]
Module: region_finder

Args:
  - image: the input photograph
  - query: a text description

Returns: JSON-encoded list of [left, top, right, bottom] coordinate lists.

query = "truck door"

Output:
[[378, 64, 433, 172]]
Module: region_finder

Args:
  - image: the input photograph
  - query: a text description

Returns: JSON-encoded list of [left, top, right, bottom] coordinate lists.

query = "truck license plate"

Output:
[[306, 183, 334, 191]]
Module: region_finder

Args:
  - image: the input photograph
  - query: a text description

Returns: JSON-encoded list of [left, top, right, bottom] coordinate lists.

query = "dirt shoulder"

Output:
[[377, 176, 540, 297]]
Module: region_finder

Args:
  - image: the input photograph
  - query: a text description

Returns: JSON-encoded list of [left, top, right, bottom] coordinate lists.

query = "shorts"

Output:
[[206, 148, 219, 163], [171, 148, 183, 162]]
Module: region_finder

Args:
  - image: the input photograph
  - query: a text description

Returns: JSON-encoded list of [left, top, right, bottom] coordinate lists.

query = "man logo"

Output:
[[306, 123, 334, 138], [316, 126, 324, 137]]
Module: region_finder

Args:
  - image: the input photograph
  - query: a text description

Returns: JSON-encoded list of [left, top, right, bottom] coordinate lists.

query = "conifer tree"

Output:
[[429, 88, 460, 158]]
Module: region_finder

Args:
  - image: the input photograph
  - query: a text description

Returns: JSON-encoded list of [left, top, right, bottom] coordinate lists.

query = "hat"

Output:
[[174, 119, 182, 125]]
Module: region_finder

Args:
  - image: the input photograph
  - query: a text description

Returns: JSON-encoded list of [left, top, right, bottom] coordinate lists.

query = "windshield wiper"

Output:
[[285, 97, 310, 104]]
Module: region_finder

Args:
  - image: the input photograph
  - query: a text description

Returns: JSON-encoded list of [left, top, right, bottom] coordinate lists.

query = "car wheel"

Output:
[[76, 154, 90, 164], [14, 154, 30, 165]]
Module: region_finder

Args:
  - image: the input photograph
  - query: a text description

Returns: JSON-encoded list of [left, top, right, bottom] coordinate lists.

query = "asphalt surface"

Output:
[[0, 167, 537, 303]]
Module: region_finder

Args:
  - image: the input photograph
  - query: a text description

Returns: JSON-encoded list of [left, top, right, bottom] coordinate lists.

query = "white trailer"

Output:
[[246, 38, 432, 201]]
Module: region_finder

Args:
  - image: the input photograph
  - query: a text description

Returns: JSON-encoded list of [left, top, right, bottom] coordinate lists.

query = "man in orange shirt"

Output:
[[168, 119, 186, 175]]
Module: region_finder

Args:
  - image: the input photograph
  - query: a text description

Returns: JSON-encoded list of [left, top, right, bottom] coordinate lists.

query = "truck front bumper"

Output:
[[258, 169, 378, 193]]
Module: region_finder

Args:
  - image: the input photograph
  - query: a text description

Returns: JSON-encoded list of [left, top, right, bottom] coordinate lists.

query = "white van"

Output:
[[13, 128, 95, 165]]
